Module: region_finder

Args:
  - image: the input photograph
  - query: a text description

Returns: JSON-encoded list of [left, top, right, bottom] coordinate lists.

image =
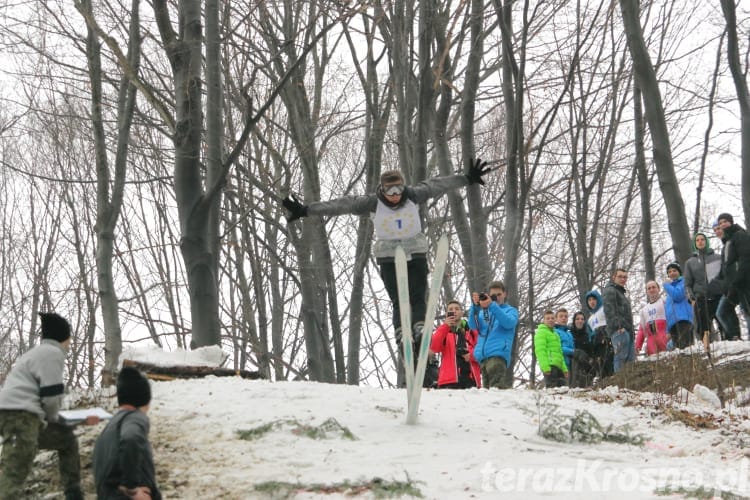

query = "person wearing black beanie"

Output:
[[40, 312, 72, 343], [116, 367, 152, 408], [0, 312, 88, 500], [717, 213, 734, 226], [716, 212, 750, 339], [94, 367, 161, 500]]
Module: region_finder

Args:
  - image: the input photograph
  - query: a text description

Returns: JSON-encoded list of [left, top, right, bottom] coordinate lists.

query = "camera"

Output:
[[478, 293, 489, 301], [490, 294, 498, 302], [446, 311, 455, 318]]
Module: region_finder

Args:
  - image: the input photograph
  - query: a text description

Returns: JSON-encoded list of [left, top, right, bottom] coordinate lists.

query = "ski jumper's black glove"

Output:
[[282, 195, 308, 222], [465, 158, 491, 185]]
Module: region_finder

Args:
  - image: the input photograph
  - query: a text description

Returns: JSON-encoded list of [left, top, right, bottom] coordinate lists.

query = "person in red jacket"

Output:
[[429, 300, 481, 389], [635, 280, 669, 356]]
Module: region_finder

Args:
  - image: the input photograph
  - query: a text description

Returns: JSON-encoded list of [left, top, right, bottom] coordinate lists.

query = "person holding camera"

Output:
[[429, 300, 481, 389], [468, 281, 519, 389]]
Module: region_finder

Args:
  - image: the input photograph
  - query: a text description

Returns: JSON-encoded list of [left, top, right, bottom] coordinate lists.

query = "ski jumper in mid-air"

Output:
[[282, 159, 490, 351]]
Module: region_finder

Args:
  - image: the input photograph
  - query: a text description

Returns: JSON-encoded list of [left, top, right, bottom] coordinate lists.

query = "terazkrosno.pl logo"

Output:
[[480, 459, 749, 494]]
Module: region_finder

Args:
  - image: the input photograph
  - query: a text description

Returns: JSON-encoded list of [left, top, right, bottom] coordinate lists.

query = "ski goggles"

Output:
[[382, 184, 405, 196]]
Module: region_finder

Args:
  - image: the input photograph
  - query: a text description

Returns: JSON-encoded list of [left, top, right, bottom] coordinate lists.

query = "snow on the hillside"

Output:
[[100, 343, 750, 499]]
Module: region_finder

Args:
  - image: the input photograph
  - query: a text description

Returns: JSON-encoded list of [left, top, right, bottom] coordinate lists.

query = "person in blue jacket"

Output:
[[554, 308, 575, 378], [468, 281, 519, 389], [664, 262, 694, 349]]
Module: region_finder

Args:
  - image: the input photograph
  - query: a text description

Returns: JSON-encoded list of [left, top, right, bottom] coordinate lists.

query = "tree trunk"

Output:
[[461, 0, 490, 293], [619, 0, 692, 264], [634, 85, 656, 282], [78, 0, 140, 385], [719, 0, 750, 224], [496, 0, 525, 387], [343, 13, 393, 384], [153, 0, 222, 349]]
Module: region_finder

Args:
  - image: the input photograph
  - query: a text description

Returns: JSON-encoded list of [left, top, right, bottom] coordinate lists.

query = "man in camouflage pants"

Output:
[[0, 312, 85, 500]]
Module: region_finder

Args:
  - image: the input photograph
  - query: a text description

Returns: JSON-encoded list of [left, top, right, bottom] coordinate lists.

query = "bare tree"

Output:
[[75, 0, 141, 385], [719, 0, 750, 224], [619, 0, 692, 264]]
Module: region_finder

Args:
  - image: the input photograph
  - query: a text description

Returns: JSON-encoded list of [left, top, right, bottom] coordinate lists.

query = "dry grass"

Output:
[[600, 352, 750, 407]]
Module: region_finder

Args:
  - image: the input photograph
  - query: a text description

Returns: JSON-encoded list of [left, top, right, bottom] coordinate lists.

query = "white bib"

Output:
[[373, 198, 422, 240], [641, 298, 666, 323], [587, 307, 607, 331]]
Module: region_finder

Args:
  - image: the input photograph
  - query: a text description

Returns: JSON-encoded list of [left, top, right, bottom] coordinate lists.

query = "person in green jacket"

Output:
[[534, 310, 568, 388]]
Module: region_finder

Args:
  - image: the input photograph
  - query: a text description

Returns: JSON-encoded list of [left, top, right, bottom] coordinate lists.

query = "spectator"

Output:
[[429, 300, 481, 389], [585, 290, 614, 379], [570, 311, 597, 387], [0, 313, 97, 500], [718, 212, 750, 336], [554, 308, 575, 376], [664, 262, 694, 349], [534, 310, 568, 388], [635, 281, 669, 356], [714, 219, 742, 340], [602, 268, 635, 372], [684, 231, 723, 345], [93, 367, 161, 500], [469, 281, 519, 389]]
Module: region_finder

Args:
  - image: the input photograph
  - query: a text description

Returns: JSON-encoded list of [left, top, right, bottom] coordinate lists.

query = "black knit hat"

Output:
[[666, 262, 682, 275], [718, 213, 734, 225], [117, 367, 152, 408], [39, 312, 71, 343]]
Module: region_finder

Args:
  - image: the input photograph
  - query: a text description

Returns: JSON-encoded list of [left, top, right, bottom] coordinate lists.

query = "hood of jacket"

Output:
[[692, 231, 714, 254], [585, 290, 603, 312]]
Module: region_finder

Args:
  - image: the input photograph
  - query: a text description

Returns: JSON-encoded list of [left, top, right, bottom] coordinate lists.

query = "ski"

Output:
[[407, 234, 450, 425], [394, 245, 416, 407]]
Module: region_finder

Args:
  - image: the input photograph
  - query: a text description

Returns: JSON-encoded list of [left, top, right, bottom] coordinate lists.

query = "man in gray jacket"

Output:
[[0, 313, 85, 500], [602, 268, 635, 373], [683, 231, 723, 344]]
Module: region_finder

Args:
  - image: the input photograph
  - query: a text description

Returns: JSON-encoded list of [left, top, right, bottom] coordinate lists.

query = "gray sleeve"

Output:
[[37, 351, 65, 423], [683, 261, 695, 295], [119, 414, 151, 488], [307, 194, 378, 217], [408, 174, 469, 204]]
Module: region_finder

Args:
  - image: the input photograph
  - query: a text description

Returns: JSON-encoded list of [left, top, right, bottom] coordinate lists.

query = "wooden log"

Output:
[[122, 359, 264, 380]]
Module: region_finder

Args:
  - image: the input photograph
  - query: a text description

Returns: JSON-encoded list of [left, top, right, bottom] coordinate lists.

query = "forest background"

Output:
[[0, 0, 747, 389]]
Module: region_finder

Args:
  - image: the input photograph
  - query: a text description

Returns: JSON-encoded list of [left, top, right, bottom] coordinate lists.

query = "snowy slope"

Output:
[[128, 356, 750, 499]]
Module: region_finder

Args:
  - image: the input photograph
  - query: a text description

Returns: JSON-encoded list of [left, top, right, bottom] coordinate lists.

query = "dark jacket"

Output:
[[722, 223, 750, 295], [602, 280, 633, 335], [93, 409, 161, 500], [570, 323, 595, 357]]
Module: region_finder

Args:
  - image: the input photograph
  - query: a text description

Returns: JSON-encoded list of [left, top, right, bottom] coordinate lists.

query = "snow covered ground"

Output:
[[71, 342, 750, 499]]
